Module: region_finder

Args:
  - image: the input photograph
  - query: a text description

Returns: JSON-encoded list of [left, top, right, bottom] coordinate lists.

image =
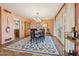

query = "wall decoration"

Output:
[[24, 22, 30, 30], [57, 19, 62, 38], [14, 18, 20, 29], [55, 14, 64, 45], [6, 16, 10, 33], [6, 26, 10, 33], [58, 27, 62, 38]]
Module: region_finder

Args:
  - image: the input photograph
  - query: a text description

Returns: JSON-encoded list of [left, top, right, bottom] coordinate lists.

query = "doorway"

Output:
[[14, 18, 20, 39]]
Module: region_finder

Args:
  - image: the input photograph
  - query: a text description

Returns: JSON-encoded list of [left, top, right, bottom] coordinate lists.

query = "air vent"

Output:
[[4, 9, 11, 14], [5, 38, 12, 42]]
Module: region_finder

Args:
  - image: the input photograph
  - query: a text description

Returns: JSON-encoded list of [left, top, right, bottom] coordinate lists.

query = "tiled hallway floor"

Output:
[[0, 36, 64, 56]]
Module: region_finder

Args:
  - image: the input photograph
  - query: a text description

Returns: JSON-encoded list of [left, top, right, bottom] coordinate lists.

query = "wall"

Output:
[[0, 5, 54, 44], [54, 4, 66, 45], [76, 4, 79, 32], [0, 7, 1, 44], [12, 13, 31, 38], [64, 4, 75, 33], [0, 6, 30, 44], [65, 4, 75, 52], [30, 19, 54, 35], [1, 7, 14, 44], [54, 3, 75, 52], [75, 4, 79, 54], [41, 19, 54, 35]]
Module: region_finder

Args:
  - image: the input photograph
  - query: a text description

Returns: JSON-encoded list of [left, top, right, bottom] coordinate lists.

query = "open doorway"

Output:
[[14, 18, 20, 39], [42, 23, 48, 36]]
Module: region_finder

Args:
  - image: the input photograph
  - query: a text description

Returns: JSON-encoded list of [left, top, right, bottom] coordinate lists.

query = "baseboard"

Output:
[[64, 50, 68, 56], [53, 36, 64, 47], [24, 35, 30, 38]]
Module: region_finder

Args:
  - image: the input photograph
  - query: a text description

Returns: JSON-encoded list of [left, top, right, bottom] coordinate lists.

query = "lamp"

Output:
[[33, 12, 41, 22]]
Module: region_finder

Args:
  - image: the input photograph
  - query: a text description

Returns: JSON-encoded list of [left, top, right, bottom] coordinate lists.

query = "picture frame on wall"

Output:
[[6, 16, 10, 33], [14, 17, 20, 29]]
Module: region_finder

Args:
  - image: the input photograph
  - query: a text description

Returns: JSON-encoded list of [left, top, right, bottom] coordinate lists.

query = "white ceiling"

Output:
[[0, 3, 63, 19]]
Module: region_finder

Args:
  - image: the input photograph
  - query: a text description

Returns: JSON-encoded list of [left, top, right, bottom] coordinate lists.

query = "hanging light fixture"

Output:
[[33, 12, 41, 22]]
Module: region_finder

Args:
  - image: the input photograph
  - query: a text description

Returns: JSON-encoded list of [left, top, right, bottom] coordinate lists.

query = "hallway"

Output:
[[0, 3, 79, 56], [0, 36, 63, 56]]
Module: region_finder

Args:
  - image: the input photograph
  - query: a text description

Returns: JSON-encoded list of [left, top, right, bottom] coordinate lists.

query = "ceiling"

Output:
[[0, 3, 63, 19]]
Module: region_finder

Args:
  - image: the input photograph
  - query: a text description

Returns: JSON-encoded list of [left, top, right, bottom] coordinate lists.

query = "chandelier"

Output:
[[33, 12, 41, 22]]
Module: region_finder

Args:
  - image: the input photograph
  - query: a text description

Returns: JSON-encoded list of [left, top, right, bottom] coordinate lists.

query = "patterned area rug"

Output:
[[3, 36, 59, 56]]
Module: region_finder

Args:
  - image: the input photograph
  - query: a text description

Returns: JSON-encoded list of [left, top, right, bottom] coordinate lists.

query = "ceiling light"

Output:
[[33, 18, 39, 22], [37, 17, 41, 22], [33, 12, 41, 22]]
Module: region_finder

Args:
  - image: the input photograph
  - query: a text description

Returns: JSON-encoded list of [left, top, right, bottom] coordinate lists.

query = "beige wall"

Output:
[[54, 3, 75, 52], [0, 5, 54, 44], [0, 7, 1, 44], [55, 3, 75, 44], [41, 19, 54, 35], [0, 6, 30, 44], [54, 4, 66, 45], [1, 7, 14, 44], [12, 13, 31, 38], [65, 4, 75, 52], [76, 4, 79, 32], [0, 6, 54, 44], [30, 19, 54, 35]]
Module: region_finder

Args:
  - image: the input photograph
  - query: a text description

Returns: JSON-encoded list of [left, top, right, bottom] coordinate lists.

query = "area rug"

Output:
[[3, 36, 60, 56]]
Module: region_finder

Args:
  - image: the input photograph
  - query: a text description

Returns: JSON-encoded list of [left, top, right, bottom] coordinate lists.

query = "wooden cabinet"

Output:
[[14, 29, 19, 38], [0, 7, 1, 44], [65, 36, 75, 53], [24, 21, 30, 37]]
